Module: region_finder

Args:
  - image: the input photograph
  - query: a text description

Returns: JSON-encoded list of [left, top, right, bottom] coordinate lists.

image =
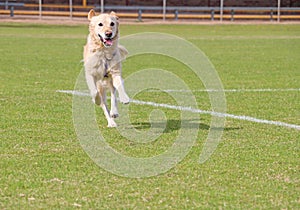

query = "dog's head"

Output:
[[88, 10, 119, 48]]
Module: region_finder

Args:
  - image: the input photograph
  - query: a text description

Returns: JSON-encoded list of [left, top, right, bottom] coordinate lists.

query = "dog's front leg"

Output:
[[109, 85, 119, 118], [85, 72, 101, 105], [112, 75, 130, 104]]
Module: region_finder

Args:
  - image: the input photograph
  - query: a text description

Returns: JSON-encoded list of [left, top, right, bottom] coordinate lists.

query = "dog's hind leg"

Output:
[[85, 73, 101, 105], [98, 86, 117, 127], [112, 75, 130, 104], [101, 103, 117, 127]]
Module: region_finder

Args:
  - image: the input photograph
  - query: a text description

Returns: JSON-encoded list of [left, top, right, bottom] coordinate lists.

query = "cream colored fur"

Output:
[[84, 9, 129, 127]]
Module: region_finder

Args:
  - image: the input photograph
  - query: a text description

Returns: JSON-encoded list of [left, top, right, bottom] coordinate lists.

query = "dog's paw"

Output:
[[110, 113, 119, 118], [92, 92, 101, 105], [107, 120, 117, 128], [119, 93, 130, 104], [110, 109, 119, 118]]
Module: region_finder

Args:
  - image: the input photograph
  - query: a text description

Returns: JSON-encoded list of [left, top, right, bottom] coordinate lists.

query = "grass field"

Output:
[[1, 22, 300, 209]]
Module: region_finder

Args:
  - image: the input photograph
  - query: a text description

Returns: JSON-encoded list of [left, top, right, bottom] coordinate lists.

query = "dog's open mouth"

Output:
[[98, 34, 113, 47]]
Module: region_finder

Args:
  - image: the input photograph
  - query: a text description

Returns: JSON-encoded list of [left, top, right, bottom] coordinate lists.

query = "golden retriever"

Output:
[[83, 9, 129, 127]]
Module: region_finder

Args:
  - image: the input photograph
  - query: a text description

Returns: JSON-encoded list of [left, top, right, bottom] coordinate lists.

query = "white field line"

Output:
[[57, 90, 300, 130], [146, 88, 300, 93]]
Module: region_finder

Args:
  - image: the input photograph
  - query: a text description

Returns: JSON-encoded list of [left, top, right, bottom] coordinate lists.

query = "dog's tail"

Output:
[[118, 45, 128, 60]]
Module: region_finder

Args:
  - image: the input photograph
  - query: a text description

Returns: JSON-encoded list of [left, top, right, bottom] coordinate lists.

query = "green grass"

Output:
[[1, 22, 299, 209]]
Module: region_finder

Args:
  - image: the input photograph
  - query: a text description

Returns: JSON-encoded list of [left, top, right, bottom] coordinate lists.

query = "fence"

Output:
[[1, 0, 300, 21]]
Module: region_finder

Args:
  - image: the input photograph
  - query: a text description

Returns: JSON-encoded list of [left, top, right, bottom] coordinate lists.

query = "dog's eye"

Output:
[[98, 23, 103, 27], [110, 22, 115, 27]]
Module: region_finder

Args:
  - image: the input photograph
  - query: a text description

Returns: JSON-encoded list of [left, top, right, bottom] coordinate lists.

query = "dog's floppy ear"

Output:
[[110, 11, 119, 20], [88, 9, 96, 21]]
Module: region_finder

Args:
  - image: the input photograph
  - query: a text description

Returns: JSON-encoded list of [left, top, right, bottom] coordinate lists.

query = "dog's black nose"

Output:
[[105, 31, 112, 38]]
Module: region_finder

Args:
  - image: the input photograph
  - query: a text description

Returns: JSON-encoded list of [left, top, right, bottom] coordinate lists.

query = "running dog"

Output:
[[83, 9, 130, 127]]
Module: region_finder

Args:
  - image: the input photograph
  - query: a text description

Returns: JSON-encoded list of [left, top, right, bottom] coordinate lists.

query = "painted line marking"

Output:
[[57, 90, 300, 130], [146, 88, 300, 93]]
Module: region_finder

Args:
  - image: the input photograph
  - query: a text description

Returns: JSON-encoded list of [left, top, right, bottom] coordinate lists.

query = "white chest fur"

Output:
[[84, 51, 109, 80]]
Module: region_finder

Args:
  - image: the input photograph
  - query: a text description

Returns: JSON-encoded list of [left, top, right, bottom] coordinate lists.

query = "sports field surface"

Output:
[[1, 22, 299, 209]]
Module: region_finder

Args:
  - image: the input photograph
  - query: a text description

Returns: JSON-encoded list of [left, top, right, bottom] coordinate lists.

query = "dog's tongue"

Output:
[[105, 39, 113, 46]]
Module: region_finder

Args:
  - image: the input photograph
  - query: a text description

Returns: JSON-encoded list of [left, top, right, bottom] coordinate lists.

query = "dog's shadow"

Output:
[[131, 119, 241, 133]]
